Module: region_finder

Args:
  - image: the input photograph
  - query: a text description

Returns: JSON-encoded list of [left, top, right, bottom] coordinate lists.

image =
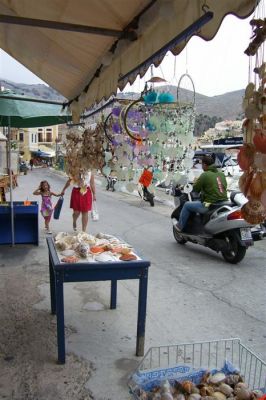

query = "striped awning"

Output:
[[0, 0, 258, 121]]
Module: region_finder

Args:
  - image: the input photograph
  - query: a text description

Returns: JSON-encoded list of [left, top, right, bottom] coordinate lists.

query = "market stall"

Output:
[[0, 91, 71, 245], [47, 234, 150, 364]]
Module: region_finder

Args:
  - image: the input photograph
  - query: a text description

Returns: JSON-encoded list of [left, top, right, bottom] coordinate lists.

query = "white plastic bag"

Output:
[[91, 201, 99, 221]]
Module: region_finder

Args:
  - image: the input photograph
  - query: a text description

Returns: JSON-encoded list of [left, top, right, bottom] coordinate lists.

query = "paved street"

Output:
[[0, 167, 265, 400]]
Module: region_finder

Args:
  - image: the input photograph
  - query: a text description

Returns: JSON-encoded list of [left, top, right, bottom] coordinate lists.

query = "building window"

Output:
[[19, 132, 24, 142], [38, 132, 44, 142], [46, 131, 52, 142]]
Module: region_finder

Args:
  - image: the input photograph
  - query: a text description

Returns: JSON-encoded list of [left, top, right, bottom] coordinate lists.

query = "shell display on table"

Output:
[[94, 252, 117, 262], [61, 249, 76, 257], [76, 243, 90, 258], [54, 232, 138, 263]]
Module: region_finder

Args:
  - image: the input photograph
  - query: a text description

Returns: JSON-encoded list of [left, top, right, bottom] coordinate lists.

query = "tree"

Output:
[[193, 114, 222, 137]]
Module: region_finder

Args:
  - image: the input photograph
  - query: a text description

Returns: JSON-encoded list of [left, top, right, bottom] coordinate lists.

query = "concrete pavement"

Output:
[[0, 167, 265, 400]]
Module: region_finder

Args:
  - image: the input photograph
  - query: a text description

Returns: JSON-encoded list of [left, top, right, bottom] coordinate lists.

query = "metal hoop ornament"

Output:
[[176, 73, 195, 111], [103, 112, 114, 142], [123, 99, 143, 141]]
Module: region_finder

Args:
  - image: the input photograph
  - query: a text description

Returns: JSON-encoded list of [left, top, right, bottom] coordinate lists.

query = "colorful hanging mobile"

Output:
[[99, 69, 196, 194]]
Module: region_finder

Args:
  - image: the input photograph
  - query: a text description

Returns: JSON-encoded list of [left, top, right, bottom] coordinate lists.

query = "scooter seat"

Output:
[[202, 201, 234, 224], [208, 201, 233, 210]]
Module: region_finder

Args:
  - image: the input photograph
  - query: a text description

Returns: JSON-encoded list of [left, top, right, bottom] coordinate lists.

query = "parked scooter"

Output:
[[138, 167, 155, 207], [106, 175, 117, 192], [138, 184, 155, 207], [171, 184, 266, 264]]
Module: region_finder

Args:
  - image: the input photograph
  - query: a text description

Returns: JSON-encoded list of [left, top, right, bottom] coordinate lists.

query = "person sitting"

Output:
[[176, 155, 228, 232], [139, 166, 155, 206]]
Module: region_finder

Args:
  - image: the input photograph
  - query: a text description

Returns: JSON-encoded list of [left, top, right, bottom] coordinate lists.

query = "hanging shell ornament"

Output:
[[242, 119, 253, 143], [261, 189, 266, 208], [65, 124, 105, 183], [249, 172, 263, 199], [245, 103, 261, 119], [244, 18, 266, 56], [261, 172, 266, 189], [237, 144, 255, 171], [240, 35, 266, 223], [241, 199, 266, 224], [253, 130, 266, 153], [245, 82, 255, 99], [254, 152, 266, 170], [243, 170, 254, 196], [238, 171, 250, 193]]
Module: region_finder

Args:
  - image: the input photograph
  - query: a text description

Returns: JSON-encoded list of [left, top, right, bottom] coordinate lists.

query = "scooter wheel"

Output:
[[221, 231, 246, 264], [173, 226, 187, 244]]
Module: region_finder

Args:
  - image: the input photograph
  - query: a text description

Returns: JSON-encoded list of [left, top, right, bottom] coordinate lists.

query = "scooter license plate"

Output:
[[240, 228, 252, 241]]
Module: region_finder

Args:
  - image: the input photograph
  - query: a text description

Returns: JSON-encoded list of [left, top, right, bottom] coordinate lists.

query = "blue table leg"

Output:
[[110, 280, 117, 309], [136, 268, 149, 356], [49, 256, 56, 315], [55, 271, 65, 364]]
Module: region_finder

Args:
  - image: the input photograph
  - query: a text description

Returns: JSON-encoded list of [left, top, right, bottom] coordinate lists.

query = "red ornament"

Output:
[[237, 144, 255, 170], [253, 130, 266, 153]]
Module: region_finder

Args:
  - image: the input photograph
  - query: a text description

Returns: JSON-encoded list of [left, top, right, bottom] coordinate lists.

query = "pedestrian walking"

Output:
[[33, 180, 61, 233]]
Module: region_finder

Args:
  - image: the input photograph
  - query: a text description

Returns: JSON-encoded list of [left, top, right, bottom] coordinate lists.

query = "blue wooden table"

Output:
[[46, 237, 150, 364], [0, 201, 39, 245]]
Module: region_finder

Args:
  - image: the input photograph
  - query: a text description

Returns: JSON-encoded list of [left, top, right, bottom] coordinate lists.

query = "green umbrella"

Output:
[[0, 90, 70, 127], [0, 90, 71, 246]]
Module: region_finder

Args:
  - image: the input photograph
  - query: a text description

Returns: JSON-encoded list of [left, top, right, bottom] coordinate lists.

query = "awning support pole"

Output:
[[7, 117, 15, 246]]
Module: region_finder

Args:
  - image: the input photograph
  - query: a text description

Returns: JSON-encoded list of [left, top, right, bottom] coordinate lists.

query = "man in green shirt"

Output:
[[176, 155, 228, 231]]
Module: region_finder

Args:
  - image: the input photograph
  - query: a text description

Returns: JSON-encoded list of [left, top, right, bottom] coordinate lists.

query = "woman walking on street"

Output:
[[61, 170, 96, 232]]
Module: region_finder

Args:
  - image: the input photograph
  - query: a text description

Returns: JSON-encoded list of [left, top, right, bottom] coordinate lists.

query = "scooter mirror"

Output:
[[183, 183, 193, 194]]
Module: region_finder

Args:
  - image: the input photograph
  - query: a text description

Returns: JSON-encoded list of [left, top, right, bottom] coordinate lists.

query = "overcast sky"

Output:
[[0, 13, 258, 97]]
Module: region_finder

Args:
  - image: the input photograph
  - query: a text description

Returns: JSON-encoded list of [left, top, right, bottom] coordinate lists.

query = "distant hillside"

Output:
[[0, 78, 244, 120], [0, 78, 66, 102], [152, 85, 245, 120]]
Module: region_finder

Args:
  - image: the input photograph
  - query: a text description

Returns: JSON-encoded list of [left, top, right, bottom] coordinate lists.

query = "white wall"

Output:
[[0, 144, 18, 174]]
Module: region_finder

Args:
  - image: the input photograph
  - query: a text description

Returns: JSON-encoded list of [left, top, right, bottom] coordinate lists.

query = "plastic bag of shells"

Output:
[[130, 363, 265, 400]]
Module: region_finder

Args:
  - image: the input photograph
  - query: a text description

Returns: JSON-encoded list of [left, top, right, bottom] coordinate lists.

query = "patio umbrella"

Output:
[[0, 90, 71, 246], [0, 91, 70, 127]]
